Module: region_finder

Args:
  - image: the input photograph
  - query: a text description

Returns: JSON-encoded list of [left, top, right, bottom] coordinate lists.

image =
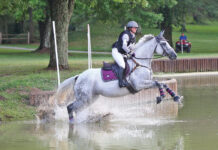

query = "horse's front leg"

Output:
[[154, 81, 166, 104], [163, 84, 181, 102], [131, 78, 161, 90], [131, 79, 166, 104], [156, 82, 183, 104]]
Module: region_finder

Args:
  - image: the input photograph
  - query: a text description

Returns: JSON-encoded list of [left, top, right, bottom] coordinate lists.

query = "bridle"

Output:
[[132, 36, 169, 60], [129, 36, 169, 75]]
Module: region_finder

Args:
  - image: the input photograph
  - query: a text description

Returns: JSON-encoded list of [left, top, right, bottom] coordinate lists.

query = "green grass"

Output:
[[62, 23, 218, 55], [0, 49, 112, 121], [1, 23, 218, 56], [173, 24, 218, 55], [2, 44, 38, 49]]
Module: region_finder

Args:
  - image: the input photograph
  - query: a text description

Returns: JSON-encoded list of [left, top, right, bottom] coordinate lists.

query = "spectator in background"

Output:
[[179, 33, 187, 41]]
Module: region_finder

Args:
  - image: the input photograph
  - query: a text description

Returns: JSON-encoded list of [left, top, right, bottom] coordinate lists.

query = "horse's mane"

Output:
[[134, 34, 155, 50]]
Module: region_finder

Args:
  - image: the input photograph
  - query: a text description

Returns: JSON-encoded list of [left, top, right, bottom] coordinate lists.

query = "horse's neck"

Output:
[[132, 38, 156, 67]]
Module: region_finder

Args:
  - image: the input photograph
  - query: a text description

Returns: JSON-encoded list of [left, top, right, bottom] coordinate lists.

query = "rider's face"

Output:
[[130, 27, 137, 34]]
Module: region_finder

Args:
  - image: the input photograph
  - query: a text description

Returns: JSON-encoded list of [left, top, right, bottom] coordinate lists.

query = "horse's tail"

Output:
[[55, 75, 79, 105]]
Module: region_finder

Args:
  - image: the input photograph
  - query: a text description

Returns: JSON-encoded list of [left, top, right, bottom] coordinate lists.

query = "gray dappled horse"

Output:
[[57, 31, 177, 122]]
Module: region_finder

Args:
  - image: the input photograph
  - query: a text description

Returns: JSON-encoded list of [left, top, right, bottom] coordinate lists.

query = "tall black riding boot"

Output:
[[118, 68, 128, 87]]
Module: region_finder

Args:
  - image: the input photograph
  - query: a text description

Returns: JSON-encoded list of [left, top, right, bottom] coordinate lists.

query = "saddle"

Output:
[[101, 61, 138, 94], [101, 61, 130, 82]]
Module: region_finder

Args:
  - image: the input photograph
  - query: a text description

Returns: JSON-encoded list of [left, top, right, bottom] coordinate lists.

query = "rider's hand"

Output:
[[131, 53, 135, 57], [128, 50, 135, 58], [128, 43, 135, 50]]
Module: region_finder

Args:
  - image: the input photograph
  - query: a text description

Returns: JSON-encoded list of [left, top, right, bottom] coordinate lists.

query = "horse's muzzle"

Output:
[[169, 52, 177, 60]]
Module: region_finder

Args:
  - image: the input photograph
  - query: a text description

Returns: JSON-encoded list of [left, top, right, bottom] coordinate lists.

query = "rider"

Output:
[[112, 21, 138, 88]]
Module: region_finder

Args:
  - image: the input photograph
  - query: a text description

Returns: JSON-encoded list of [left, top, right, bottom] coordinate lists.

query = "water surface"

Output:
[[1, 75, 218, 150]]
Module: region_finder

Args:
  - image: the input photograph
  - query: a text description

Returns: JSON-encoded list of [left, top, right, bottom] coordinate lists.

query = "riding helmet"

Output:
[[126, 21, 139, 28]]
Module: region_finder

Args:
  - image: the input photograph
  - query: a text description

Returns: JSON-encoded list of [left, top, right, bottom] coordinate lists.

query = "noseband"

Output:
[[155, 36, 169, 57]]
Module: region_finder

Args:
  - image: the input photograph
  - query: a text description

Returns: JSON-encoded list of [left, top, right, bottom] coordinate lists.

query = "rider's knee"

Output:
[[112, 48, 118, 56]]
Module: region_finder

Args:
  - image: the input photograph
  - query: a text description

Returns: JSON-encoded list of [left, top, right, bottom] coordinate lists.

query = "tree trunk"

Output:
[[4, 18, 8, 35], [160, 6, 173, 47], [180, 23, 187, 32], [28, 8, 34, 43], [47, 0, 75, 70], [36, 14, 51, 52]]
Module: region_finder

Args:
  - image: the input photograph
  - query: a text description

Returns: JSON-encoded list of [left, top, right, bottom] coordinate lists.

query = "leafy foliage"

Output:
[[0, 0, 46, 21], [173, 0, 218, 30], [71, 0, 176, 30]]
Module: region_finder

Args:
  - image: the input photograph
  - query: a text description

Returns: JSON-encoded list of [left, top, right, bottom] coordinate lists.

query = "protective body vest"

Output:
[[112, 30, 136, 54]]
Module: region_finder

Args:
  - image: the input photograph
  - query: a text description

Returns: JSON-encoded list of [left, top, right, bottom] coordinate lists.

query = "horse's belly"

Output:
[[77, 68, 130, 98], [96, 80, 130, 97]]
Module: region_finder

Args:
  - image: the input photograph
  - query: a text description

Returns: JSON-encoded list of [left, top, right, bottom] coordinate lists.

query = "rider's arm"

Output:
[[122, 34, 131, 53]]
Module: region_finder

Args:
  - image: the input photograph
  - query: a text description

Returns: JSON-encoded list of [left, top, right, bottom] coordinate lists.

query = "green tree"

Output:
[[159, 6, 173, 46], [173, 0, 218, 32], [71, 0, 164, 30], [152, 1, 177, 46], [47, 0, 75, 70], [0, 0, 47, 42]]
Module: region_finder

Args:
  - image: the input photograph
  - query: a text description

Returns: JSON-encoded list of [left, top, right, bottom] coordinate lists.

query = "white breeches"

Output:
[[112, 48, 125, 69]]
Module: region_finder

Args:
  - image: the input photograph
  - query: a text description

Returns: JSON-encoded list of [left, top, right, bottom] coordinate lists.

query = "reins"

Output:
[[129, 58, 150, 75], [131, 44, 164, 60], [133, 55, 163, 60]]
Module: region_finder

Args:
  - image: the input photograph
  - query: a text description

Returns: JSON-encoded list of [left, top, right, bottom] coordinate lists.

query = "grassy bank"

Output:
[[0, 49, 112, 121]]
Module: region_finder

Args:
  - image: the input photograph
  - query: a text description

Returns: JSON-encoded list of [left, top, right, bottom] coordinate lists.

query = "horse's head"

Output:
[[155, 31, 177, 60]]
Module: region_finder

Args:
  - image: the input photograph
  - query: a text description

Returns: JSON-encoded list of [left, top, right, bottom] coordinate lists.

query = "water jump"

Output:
[[55, 31, 182, 123]]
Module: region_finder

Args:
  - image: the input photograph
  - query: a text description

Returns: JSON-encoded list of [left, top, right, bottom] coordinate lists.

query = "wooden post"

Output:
[[0, 32, 2, 44], [27, 32, 30, 44]]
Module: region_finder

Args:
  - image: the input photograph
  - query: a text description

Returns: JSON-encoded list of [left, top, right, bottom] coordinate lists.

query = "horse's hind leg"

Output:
[[67, 100, 84, 121], [67, 100, 84, 116], [67, 92, 98, 121]]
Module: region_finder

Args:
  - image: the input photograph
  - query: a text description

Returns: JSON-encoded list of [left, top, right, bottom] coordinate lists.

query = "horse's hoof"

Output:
[[68, 112, 76, 124], [174, 95, 184, 103], [156, 96, 162, 104], [173, 96, 180, 102], [69, 116, 74, 124]]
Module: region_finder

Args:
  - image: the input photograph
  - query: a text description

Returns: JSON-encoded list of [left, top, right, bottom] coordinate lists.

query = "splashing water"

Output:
[[54, 105, 69, 122], [60, 95, 179, 125], [38, 78, 179, 125]]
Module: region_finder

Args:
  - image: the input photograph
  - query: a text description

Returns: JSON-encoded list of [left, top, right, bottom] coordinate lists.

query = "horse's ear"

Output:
[[157, 30, 165, 38], [160, 30, 165, 37], [156, 30, 165, 42]]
